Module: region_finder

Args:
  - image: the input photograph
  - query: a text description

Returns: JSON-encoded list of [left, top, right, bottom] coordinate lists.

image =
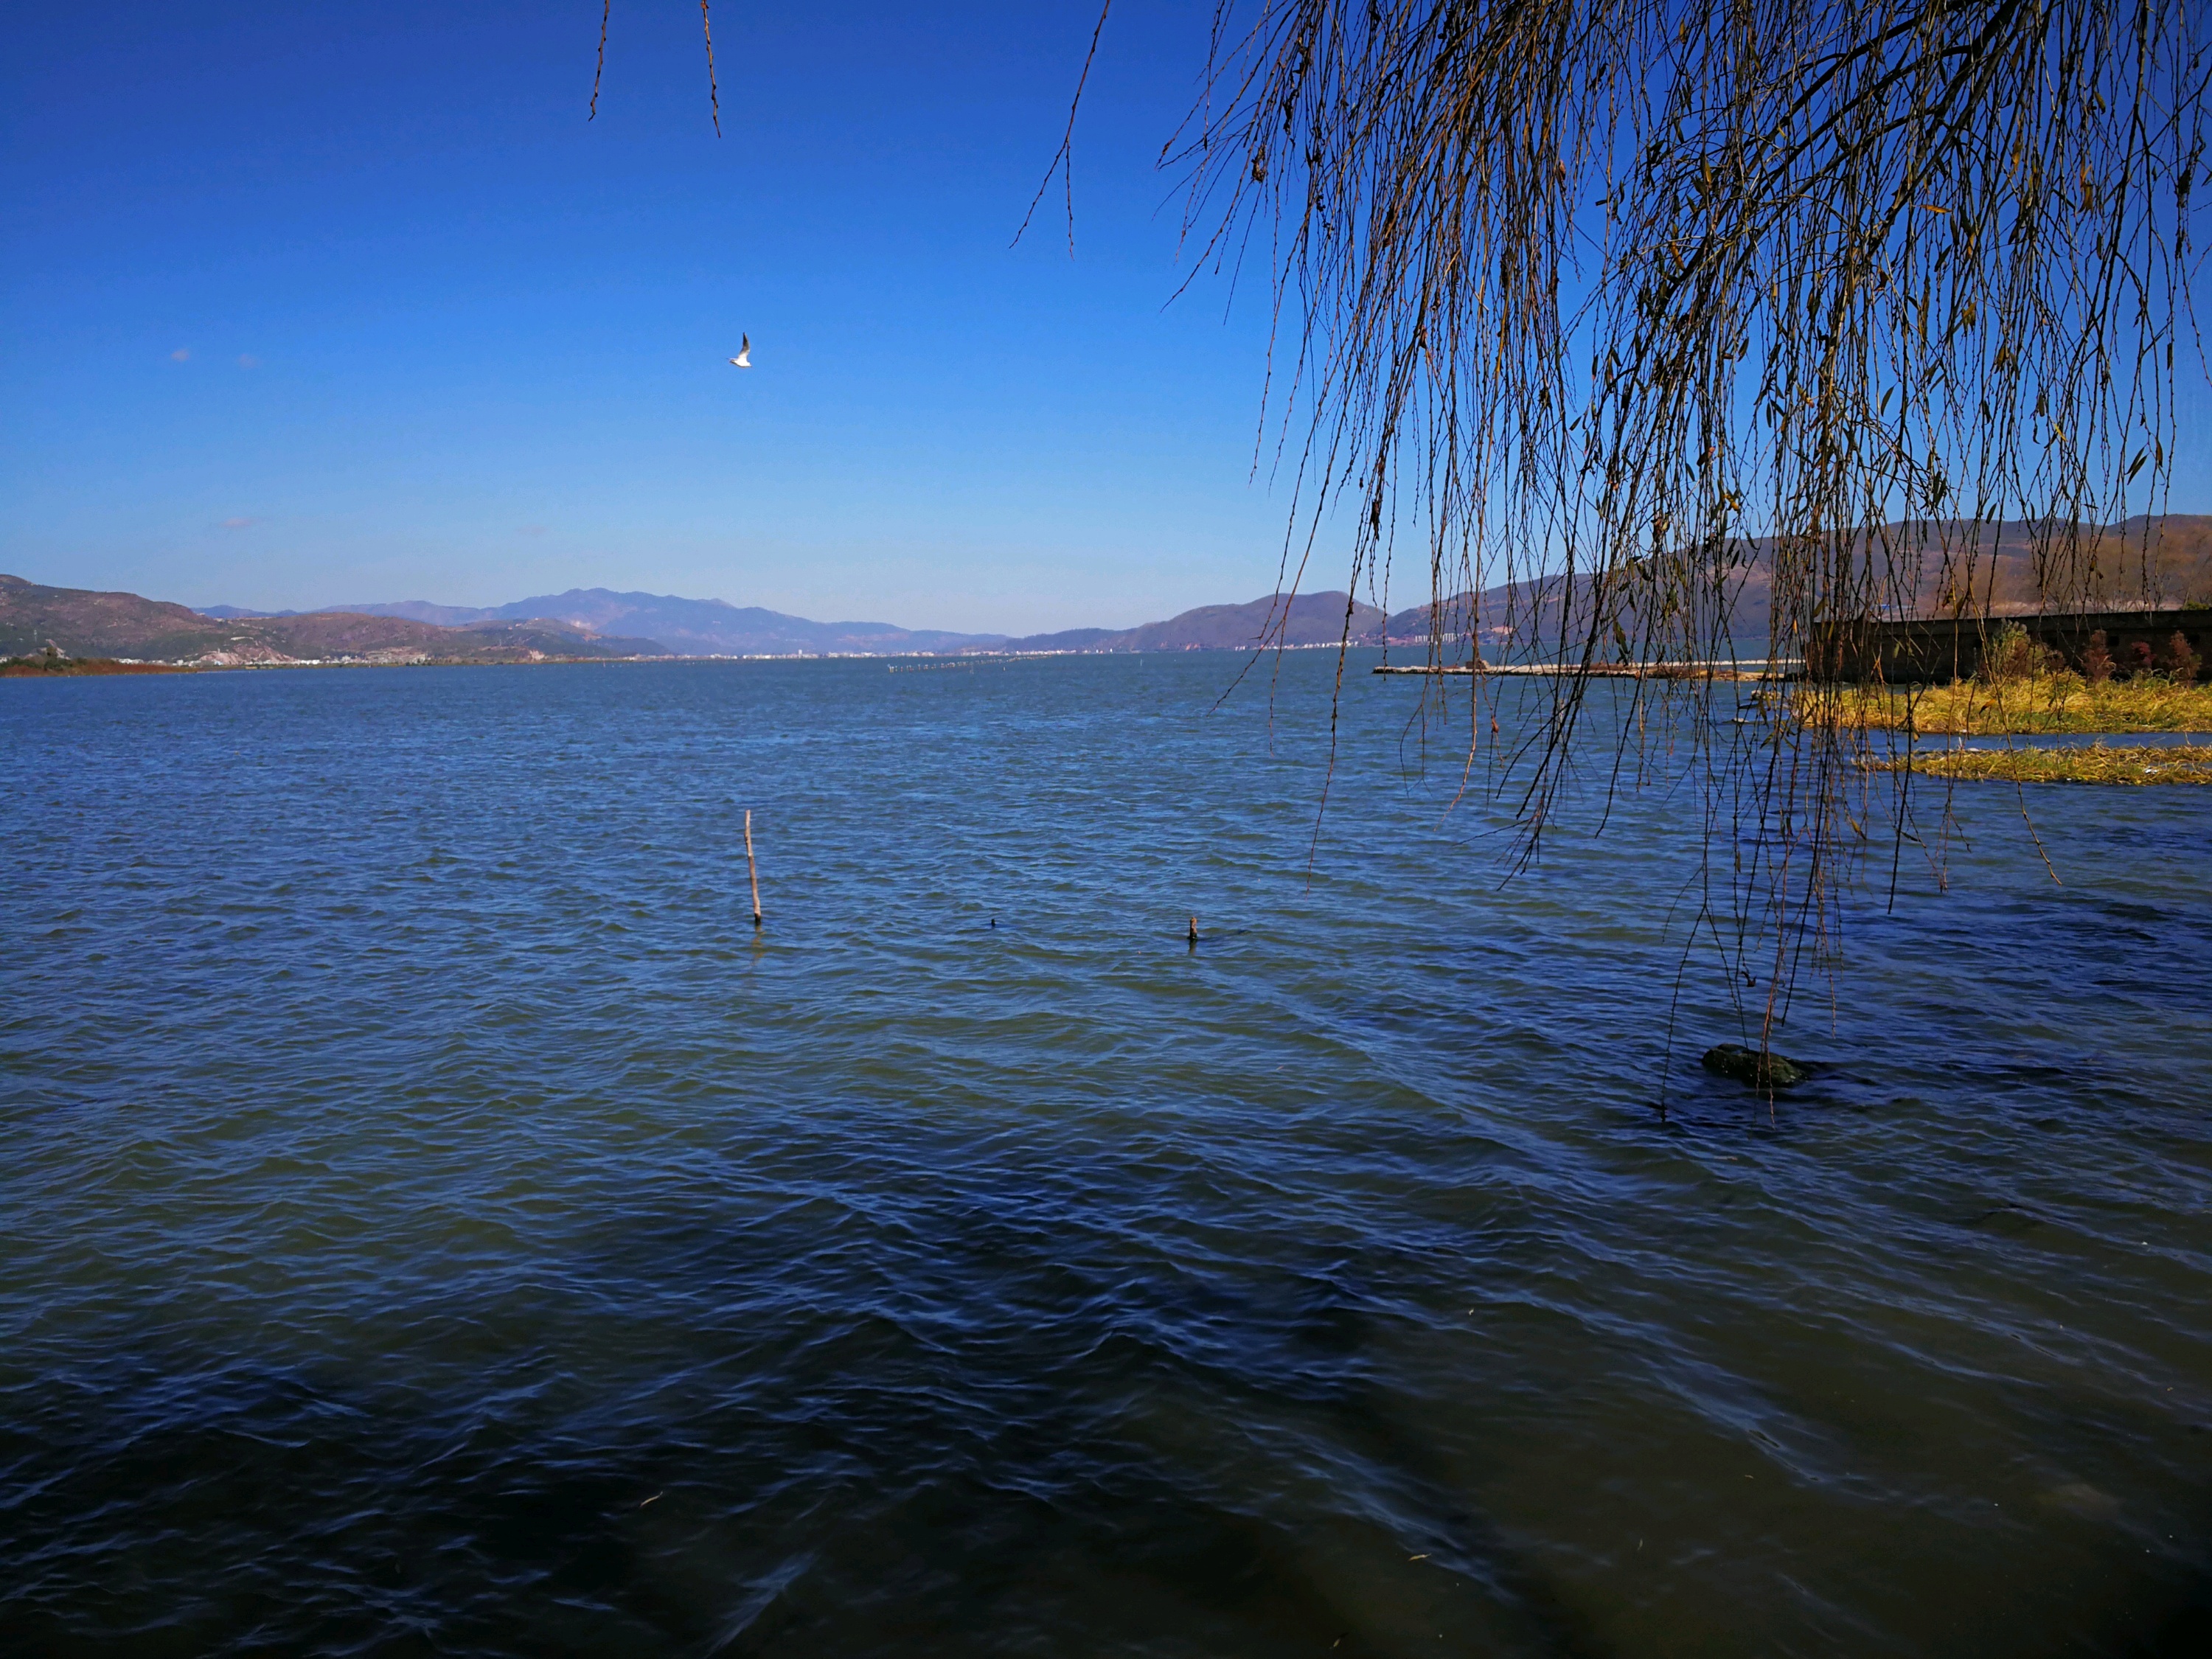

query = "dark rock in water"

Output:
[[1701, 1043, 1808, 1089]]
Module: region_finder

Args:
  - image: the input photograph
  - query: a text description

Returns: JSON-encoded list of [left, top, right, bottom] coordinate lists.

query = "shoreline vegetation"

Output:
[[1829, 623, 2212, 736], [0, 651, 639, 677], [1867, 742, 2212, 786], [1841, 674, 2212, 734], [1, 646, 1351, 677], [1, 654, 192, 678], [1828, 622, 2212, 785]]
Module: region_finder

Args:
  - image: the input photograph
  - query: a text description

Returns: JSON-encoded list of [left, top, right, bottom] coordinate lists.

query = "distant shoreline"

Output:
[[2, 641, 1405, 677], [1, 656, 195, 678]]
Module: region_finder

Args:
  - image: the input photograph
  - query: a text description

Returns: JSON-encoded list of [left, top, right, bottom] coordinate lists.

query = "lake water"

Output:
[[3, 652, 2208, 1657]]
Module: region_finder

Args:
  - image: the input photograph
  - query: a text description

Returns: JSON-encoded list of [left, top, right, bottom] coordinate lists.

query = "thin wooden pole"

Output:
[[745, 810, 762, 927]]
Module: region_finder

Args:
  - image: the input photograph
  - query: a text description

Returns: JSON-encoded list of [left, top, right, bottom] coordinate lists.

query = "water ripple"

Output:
[[2, 655, 2208, 1655]]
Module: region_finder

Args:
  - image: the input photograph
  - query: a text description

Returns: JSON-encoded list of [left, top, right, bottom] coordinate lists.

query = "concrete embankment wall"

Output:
[[1809, 609, 2211, 684]]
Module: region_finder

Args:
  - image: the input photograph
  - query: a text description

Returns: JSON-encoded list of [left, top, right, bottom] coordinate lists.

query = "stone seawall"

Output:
[[1809, 609, 2211, 683]]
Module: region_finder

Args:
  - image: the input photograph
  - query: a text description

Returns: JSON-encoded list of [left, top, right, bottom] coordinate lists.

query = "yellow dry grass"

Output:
[[1865, 742, 2212, 786], [1819, 672, 2212, 735]]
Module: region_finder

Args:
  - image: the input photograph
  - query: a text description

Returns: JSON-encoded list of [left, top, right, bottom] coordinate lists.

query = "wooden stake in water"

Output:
[[745, 810, 762, 928]]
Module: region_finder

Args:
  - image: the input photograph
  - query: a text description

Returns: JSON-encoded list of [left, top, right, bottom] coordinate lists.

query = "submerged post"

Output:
[[1188, 914, 1198, 947], [745, 810, 762, 928]]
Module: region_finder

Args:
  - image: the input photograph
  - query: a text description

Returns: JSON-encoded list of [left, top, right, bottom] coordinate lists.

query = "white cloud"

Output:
[[170, 348, 190, 362], [218, 516, 260, 530]]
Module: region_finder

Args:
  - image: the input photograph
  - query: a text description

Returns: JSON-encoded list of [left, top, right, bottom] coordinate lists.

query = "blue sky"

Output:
[[12, 5, 2208, 634], [4, 3, 1328, 633]]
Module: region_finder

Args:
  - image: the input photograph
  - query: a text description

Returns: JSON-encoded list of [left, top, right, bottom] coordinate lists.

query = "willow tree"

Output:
[[1131, 0, 2208, 1031], [622, 1, 2208, 1040]]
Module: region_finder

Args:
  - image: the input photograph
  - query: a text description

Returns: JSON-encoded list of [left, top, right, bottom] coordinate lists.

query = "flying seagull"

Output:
[[729, 335, 751, 368]]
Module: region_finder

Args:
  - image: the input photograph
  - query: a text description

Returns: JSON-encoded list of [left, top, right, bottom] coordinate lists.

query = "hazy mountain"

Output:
[[466, 588, 1010, 655], [4, 576, 662, 664], [1369, 515, 2212, 657], [192, 584, 1405, 658], [196, 599, 505, 625], [183, 580, 1718, 659], [995, 626, 1119, 653], [1007, 591, 1388, 653], [197, 589, 1006, 655], [1851, 514, 2212, 612], [327, 599, 507, 627], [121, 513, 2212, 668]]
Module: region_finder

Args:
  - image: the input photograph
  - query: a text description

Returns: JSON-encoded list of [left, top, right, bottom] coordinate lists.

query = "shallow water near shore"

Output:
[[3, 650, 2208, 1657]]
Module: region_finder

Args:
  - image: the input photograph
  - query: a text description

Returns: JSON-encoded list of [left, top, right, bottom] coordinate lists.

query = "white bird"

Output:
[[729, 335, 751, 368]]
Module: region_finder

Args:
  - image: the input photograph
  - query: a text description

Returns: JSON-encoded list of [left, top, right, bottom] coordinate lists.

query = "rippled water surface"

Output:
[[3, 653, 2208, 1657]]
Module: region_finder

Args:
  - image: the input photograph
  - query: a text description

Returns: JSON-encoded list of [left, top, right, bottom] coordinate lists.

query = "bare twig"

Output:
[[589, 0, 611, 121], [1014, 3, 1116, 256], [1158, 0, 2207, 1044], [700, 1, 723, 137]]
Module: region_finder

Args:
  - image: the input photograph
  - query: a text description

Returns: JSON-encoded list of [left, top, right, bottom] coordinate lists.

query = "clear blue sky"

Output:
[[13, 6, 2208, 633], [4, 2, 1327, 633]]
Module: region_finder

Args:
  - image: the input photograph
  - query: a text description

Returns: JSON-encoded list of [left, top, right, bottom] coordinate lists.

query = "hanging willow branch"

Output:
[[587, 1, 723, 133], [1166, 0, 2208, 1028], [590, 1, 612, 121], [699, 1, 723, 136]]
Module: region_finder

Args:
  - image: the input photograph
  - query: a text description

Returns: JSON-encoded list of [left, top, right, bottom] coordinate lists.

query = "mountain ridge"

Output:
[[1, 576, 664, 665], [201, 588, 1009, 657], [195, 587, 1420, 655], [195, 517, 2212, 657], [14, 517, 2211, 667]]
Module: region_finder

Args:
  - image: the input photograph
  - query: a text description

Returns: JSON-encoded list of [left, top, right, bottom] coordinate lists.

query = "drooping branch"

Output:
[[590, 1, 611, 121], [1169, 0, 2209, 1018], [700, 1, 723, 137]]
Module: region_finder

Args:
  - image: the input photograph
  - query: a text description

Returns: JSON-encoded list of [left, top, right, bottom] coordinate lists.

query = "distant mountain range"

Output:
[[10, 517, 2209, 667], [186, 585, 1419, 658], [192, 585, 1420, 657], [199, 590, 998, 657], [8, 577, 1411, 664], [1, 576, 664, 666]]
